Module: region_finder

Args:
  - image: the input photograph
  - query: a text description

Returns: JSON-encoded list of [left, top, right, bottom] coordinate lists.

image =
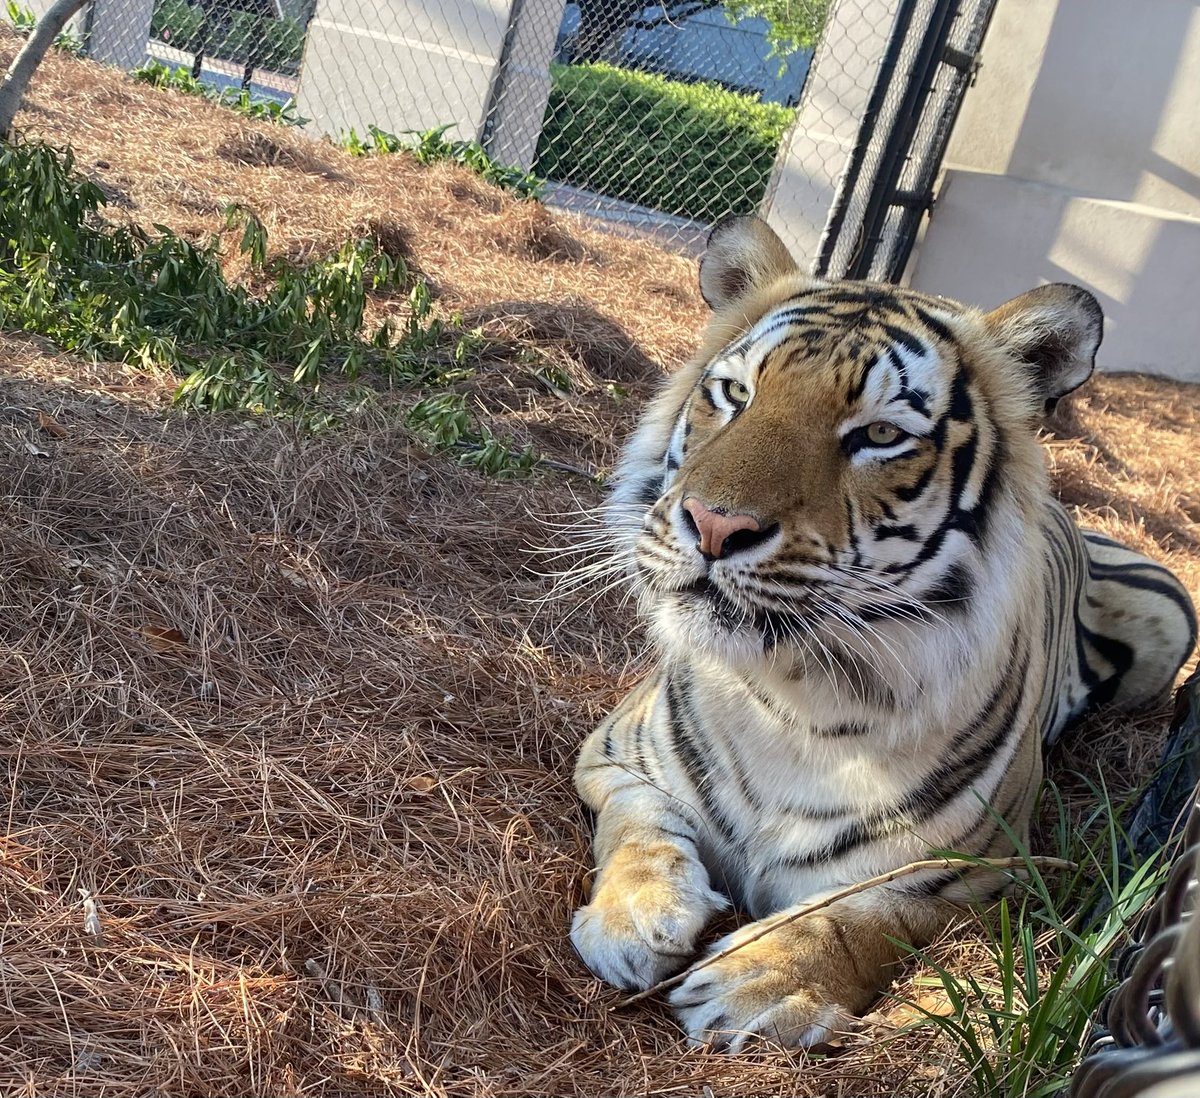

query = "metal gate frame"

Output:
[[813, 0, 1000, 284]]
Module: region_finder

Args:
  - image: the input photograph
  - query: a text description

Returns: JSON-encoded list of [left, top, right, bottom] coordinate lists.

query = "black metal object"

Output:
[[1069, 669, 1200, 1098], [844, 0, 960, 280], [812, 0, 922, 279], [815, 0, 1000, 284]]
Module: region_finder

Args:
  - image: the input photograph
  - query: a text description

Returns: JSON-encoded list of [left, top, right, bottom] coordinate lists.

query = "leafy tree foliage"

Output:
[[569, 0, 830, 65]]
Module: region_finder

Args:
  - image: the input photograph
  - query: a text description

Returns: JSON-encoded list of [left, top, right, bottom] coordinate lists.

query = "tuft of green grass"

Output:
[[339, 123, 544, 200], [896, 779, 1171, 1097], [4, 0, 84, 53], [131, 59, 307, 126]]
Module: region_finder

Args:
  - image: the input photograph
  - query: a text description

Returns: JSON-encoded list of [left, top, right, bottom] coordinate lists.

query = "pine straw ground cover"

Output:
[[1, 31, 1199, 1098]]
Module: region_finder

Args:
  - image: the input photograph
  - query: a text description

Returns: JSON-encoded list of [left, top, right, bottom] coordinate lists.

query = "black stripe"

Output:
[[895, 463, 936, 503], [602, 719, 616, 759], [912, 305, 956, 346], [1081, 531, 1124, 549], [1078, 623, 1135, 707], [663, 674, 737, 843], [764, 304, 822, 328], [883, 325, 928, 359], [897, 385, 930, 417], [875, 523, 919, 541], [957, 431, 1002, 546], [681, 673, 763, 815], [947, 368, 972, 421], [922, 562, 974, 608], [813, 721, 873, 738], [636, 477, 663, 506], [848, 353, 882, 403]]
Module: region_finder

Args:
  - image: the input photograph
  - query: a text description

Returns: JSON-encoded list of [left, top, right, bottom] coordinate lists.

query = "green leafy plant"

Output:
[[406, 393, 537, 477], [214, 86, 306, 126], [131, 59, 307, 126], [4, 0, 84, 53], [534, 62, 794, 222], [339, 123, 544, 200], [899, 781, 1169, 1096], [722, 0, 829, 61], [0, 140, 491, 430]]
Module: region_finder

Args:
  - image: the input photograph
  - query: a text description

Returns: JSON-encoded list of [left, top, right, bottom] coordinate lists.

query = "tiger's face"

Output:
[[612, 217, 1102, 680]]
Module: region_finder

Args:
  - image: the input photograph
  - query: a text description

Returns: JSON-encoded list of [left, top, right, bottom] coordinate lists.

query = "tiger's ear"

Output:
[[983, 284, 1104, 412], [699, 215, 799, 310]]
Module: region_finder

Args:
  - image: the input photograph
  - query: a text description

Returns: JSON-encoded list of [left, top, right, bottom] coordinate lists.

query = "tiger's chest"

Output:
[[651, 669, 965, 918]]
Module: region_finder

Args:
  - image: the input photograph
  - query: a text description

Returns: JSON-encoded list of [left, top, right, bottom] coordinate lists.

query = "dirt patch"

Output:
[[217, 127, 343, 178], [491, 201, 589, 263]]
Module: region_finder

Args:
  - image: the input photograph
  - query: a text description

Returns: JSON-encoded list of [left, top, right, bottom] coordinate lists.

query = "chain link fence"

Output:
[[11, 0, 989, 271]]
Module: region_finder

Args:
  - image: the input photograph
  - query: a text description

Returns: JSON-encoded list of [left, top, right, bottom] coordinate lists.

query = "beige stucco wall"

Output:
[[908, 0, 1200, 381], [763, 0, 900, 266], [295, 0, 562, 167]]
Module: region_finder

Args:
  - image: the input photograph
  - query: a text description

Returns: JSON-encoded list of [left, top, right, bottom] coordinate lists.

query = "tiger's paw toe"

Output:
[[668, 930, 856, 1052], [570, 858, 726, 992]]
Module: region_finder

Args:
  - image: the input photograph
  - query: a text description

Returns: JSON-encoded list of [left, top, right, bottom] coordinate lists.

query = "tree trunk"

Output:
[[0, 0, 90, 139]]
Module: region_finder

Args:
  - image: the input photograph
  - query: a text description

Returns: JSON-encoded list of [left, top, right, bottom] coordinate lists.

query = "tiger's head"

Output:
[[608, 216, 1103, 700]]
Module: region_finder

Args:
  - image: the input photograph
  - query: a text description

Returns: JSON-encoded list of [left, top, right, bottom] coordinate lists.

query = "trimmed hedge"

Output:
[[150, 0, 305, 76], [533, 62, 794, 223]]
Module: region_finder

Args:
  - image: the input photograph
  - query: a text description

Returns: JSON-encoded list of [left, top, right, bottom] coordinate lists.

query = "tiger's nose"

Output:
[[681, 498, 771, 560]]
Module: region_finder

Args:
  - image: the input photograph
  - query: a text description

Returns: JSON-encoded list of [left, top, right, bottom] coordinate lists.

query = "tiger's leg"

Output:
[[667, 745, 1041, 1054], [571, 711, 728, 992], [1078, 530, 1197, 711], [669, 888, 963, 1051]]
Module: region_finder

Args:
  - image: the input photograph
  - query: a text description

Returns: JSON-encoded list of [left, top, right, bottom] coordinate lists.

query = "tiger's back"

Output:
[[1041, 504, 1195, 742]]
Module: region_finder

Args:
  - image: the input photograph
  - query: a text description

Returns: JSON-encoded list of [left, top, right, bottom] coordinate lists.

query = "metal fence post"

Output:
[[83, 0, 155, 69], [483, 0, 566, 172], [759, 0, 903, 270]]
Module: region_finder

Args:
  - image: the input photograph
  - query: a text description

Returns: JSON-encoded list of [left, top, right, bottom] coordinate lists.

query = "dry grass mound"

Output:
[[0, 33, 1198, 1098]]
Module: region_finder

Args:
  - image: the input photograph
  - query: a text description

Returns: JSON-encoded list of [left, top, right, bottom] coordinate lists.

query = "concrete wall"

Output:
[[297, 0, 511, 143], [908, 0, 1200, 381], [86, 0, 155, 69], [296, 0, 562, 170], [762, 0, 899, 267], [484, 0, 565, 170]]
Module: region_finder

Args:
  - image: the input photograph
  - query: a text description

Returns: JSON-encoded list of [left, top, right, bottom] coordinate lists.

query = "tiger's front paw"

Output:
[[570, 841, 727, 992], [668, 918, 864, 1052]]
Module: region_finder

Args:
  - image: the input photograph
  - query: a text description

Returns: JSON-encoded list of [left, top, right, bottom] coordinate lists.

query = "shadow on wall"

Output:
[[1003, 0, 1199, 215], [909, 0, 1200, 381]]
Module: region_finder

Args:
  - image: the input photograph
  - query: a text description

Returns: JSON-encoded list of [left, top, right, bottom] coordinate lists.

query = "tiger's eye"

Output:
[[723, 379, 751, 406], [866, 421, 903, 445]]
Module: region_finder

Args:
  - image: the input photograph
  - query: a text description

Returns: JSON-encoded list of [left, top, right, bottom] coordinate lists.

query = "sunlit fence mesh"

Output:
[[7, 0, 992, 271]]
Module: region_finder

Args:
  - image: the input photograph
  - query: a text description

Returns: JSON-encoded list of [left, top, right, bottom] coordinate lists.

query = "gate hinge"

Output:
[[889, 189, 932, 211], [942, 44, 984, 85]]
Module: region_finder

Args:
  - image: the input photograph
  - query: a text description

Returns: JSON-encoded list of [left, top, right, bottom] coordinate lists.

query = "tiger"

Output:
[[568, 215, 1197, 1051]]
